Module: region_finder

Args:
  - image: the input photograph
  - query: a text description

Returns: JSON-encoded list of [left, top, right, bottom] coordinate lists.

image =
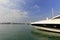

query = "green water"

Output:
[[0, 24, 60, 40]]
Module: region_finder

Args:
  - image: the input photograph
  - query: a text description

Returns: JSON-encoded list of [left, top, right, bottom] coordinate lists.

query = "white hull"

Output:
[[33, 26, 60, 33]]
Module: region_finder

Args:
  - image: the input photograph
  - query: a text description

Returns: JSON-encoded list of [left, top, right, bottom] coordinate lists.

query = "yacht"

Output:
[[31, 15, 60, 33]]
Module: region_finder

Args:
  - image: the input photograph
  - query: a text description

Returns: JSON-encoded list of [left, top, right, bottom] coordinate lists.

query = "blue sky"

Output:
[[0, 0, 60, 22], [22, 0, 60, 21]]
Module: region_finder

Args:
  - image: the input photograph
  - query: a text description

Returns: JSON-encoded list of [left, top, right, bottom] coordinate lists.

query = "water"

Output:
[[0, 24, 60, 40]]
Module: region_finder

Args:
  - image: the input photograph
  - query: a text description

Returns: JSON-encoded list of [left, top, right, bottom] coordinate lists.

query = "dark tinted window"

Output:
[[53, 17, 60, 19]]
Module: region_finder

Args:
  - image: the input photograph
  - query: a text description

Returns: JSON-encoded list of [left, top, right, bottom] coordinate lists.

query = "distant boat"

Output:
[[31, 15, 60, 33]]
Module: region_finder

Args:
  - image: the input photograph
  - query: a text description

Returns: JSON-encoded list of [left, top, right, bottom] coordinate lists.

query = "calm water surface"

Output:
[[0, 24, 60, 40]]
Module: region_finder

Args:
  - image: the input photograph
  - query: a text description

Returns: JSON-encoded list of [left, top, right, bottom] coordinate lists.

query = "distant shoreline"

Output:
[[0, 23, 30, 25]]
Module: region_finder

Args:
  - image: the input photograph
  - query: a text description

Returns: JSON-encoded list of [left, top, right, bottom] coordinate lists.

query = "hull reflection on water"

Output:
[[32, 26, 60, 37]]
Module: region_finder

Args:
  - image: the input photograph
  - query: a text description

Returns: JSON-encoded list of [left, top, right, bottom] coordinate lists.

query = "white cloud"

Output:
[[0, 0, 28, 23], [0, 0, 10, 5], [0, 6, 28, 22], [0, 0, 26, 9], [33, 5, 40, 9]]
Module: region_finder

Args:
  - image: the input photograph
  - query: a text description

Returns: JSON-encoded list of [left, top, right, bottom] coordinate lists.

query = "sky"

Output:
[[0, 0, 60, 22]]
